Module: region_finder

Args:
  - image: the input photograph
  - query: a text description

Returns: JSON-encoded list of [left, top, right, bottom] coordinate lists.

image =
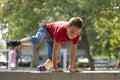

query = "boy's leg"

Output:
[[7, 27, 47, 47], [42, 40, 62, 70], [20, 37, 33, 45], [44, 40, 53, 69], [37, 40, 53, 71]]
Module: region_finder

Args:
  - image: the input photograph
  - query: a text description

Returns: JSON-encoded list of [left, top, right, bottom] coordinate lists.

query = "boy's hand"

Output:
[[53, 68, 64, 72], [68, 68, 82, 73]]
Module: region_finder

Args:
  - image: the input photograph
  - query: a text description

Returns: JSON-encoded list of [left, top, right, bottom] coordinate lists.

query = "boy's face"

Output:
[[67, 26, 82, 39]]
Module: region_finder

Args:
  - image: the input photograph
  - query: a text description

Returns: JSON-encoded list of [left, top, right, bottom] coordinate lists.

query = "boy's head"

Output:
[[67, 17, 83, 39]]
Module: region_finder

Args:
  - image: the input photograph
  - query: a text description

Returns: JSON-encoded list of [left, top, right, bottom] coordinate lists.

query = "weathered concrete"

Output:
[[0, 71, 120, 80]]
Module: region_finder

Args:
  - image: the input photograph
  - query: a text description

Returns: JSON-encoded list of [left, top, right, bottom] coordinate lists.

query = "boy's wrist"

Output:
[[68, 65, 73, 69], [68, 67, 73, 70], [53, 66, 58, 70]]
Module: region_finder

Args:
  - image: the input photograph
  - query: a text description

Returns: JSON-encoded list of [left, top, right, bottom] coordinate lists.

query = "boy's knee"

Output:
[[30, 36, 40, 45]]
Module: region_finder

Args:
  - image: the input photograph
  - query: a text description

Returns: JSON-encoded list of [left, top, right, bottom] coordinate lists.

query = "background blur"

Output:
[[0, 0, 120, 71]]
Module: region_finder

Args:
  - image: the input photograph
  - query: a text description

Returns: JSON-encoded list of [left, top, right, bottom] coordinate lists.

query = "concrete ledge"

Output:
[[0, 71, 120, 80]]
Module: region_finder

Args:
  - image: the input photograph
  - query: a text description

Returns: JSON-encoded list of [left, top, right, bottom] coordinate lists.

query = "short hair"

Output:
[[68, 17, 83, 28]]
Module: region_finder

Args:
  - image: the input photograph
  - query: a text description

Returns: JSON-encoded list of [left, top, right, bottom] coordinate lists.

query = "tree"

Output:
[[1, 0, 120, 70]]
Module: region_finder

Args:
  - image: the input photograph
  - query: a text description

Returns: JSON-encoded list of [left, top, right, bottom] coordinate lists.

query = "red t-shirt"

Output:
[[43, 21, 80, 44]]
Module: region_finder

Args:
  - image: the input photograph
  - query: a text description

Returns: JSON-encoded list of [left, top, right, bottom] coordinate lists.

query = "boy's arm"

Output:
[[52, 40, 62, 72], [68, 44, 80, 72]]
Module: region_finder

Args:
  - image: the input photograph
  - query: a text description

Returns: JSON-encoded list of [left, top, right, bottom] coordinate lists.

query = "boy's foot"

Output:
[[37, 65, 47, 71]]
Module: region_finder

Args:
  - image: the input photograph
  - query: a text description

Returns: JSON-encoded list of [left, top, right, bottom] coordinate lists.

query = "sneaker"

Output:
[[37, 65, 47, 71], [7, 40, 21, 47]]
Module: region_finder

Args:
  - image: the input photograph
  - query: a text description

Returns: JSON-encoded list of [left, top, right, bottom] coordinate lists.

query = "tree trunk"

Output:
[[82, 29, 95, 70], [32, 45, 40, 67], [108, 52, 112, 60]]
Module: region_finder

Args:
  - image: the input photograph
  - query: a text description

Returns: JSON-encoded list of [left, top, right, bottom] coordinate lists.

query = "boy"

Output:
[[7, 17, 83, 72]]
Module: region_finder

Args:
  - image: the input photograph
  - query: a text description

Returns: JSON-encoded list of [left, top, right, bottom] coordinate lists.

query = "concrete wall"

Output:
[[0, 71, 120, 80]]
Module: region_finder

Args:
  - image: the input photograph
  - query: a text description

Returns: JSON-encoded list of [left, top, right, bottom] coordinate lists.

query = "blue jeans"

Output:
[[30, 27, 53, 60]]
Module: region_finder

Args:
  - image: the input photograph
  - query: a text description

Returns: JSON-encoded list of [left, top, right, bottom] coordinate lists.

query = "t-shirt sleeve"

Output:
[[72, 35, 80, 44]]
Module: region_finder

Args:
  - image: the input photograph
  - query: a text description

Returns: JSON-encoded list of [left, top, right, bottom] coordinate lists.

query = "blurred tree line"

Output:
[[0, 0, 120, 70]]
